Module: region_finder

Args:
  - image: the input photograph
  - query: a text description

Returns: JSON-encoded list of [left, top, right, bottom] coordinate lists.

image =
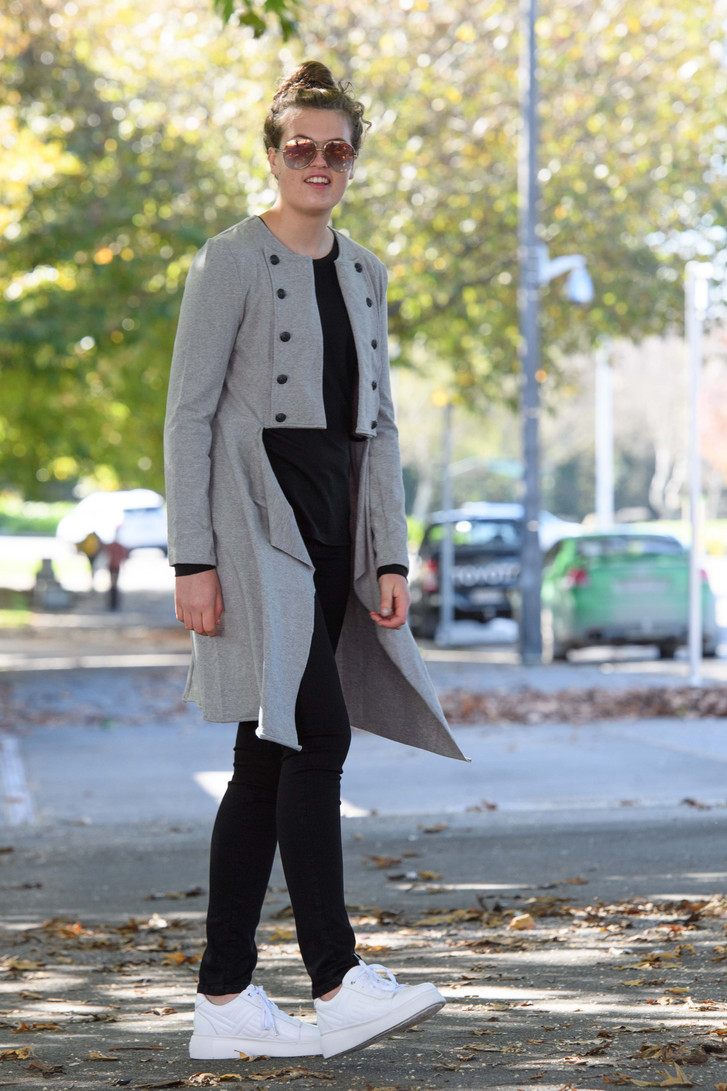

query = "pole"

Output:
[[686, 263, 708, 686], [595, 341, 614, 530], [436, 401, 455, 647], [518, 0, 542, 663]]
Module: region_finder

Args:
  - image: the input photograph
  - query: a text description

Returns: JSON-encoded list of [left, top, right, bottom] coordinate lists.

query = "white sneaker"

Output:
[[314, 958, 445, 1058], [189, 985, 321, 1059]]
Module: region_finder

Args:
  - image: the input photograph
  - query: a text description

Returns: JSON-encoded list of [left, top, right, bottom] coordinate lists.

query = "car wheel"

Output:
[[657, 640, 678, 659]]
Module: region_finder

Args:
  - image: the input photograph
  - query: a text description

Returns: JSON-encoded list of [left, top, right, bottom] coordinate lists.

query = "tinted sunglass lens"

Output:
[[283, 140, 316, 169], [324, 141, 354, 171]]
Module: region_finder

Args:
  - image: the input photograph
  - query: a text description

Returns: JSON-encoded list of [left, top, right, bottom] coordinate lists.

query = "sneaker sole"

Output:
[[189, 1034, 321, 1059], [319, 997, 445, 1059]]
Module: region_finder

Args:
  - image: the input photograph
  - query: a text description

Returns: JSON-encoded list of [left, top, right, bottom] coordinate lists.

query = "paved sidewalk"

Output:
[[2, 810, 727, 1090], [2, 575, 727, 1088]]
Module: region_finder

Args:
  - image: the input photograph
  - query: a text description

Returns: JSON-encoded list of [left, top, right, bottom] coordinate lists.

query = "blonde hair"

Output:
[[263, 60, 370, 154]]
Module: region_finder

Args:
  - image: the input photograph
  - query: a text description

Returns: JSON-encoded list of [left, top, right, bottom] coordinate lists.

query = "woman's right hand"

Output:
[[175, 570, 224, 636]]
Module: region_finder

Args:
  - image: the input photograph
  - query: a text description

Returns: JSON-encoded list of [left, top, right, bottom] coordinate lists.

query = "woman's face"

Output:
[[267, 107, 355, 216]]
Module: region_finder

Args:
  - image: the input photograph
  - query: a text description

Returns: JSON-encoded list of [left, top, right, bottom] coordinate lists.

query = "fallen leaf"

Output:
[[145, 886, 204, 900], [129, 1082, 185, 1090], [655, 1064, 694, 1086], [161, 951, 201, 966], [12, 1021, 64, 1033], [365, 855, 402, 868], [0, 1047, 33, 1060], [616, 1063, 695, 1087], [26, 1058, 64, 1076], [421, 822, 449, 833], [1, 958, 44, 972], [508, 913, 536, 931], [142, 1007, 177, 1017], [268, 927, 296, 942], [664, 987, 690, 995], [243, 1068, 334, 1082], [417, 870, 443, 880], [86, 1050, 119, 1061], [108, 1046, 168, 1052], [564, 876, 589, 885], [415, 908, 478, 926], [356, 943, 392, 956]]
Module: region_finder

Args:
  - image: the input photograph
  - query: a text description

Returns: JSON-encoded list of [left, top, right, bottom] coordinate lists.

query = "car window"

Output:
[[425, 519, 522, 549], [577, 535, 684, 558]]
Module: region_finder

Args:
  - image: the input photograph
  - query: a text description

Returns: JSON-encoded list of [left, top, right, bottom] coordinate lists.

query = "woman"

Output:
[[164, 61, 467, 1062]]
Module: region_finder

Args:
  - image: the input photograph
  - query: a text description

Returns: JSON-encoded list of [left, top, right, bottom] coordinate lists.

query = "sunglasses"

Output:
[[279, 137, 357, 173]]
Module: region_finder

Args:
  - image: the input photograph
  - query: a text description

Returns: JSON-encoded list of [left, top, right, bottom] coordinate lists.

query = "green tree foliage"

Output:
[[212, 0, 300, 40], [1, 0, 726, 496]]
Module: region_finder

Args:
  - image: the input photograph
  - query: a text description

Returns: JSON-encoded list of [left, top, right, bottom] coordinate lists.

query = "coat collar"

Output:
[[249, 214, 362, 267]]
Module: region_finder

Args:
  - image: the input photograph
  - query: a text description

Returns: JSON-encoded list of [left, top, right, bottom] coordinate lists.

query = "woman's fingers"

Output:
[[175, 571, 224, 636], [370, 573, 410, 629]]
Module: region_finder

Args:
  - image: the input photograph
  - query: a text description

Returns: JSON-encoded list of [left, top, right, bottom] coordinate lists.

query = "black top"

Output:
[[262, 235, 356, 546], [174, 233, 407, 580]]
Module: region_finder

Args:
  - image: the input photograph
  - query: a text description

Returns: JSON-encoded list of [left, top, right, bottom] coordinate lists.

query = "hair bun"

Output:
[[275, 61, 336, 98]]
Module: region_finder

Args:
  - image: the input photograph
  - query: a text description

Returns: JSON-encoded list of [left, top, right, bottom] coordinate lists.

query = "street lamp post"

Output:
[[436, 399, 456, 647], [518, 0, 594, 664], [518, 0, 542, 665], [685, 262, 711, 687], [595, 341, 615, 530]]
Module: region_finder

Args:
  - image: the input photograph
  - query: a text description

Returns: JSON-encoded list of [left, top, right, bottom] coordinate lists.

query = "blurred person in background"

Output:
[[164, 61, 466, 1063]]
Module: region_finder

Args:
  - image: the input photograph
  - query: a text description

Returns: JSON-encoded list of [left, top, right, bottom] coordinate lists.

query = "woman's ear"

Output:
[[267, 146, 278, 176]]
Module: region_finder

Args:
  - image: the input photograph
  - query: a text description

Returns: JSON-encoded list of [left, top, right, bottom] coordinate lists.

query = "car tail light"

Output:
[[422, 559, 440, 593], [563, 566, 589, 588]]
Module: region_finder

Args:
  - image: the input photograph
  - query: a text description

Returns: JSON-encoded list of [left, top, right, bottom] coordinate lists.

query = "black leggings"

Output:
[[197, 540, 358, 999]]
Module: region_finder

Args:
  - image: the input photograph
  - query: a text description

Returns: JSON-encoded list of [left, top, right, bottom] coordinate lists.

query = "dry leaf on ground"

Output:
[[509, 913, 536, 930], [0, 1047, 33, 1060]]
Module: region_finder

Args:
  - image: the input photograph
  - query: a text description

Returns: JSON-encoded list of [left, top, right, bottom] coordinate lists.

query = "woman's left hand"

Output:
[[370, 573, 410, 629]]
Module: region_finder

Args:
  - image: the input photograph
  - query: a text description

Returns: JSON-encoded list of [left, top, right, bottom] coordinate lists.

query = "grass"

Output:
[[0, 589, 32, 628], [0, 495, 75, 536]]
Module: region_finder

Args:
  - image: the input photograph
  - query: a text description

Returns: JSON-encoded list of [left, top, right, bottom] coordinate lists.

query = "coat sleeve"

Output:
[[163, 238, 246, 566], [367, 261, 410, 574]]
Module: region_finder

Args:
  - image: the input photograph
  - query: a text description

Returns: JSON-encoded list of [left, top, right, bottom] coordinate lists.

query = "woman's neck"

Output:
[[259, 206, 334, 259]]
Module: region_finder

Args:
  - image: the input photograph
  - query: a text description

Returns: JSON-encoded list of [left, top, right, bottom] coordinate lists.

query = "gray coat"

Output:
[[164, 215, 467, 762]]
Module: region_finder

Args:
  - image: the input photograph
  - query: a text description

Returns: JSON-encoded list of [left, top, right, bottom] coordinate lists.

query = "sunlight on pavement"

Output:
[[193, 771, 371, 817]]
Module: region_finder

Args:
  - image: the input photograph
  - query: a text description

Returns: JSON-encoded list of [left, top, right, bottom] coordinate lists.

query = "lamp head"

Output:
[[565, 265, 594, 305]]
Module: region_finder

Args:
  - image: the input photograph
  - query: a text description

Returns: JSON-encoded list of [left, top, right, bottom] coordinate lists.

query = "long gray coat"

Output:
[[164, 214, 467, 762]]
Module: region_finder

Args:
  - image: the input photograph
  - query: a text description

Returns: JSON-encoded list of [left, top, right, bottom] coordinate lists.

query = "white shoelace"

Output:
[[351, 957, 399, 993], [248, 984, 280, 1033]]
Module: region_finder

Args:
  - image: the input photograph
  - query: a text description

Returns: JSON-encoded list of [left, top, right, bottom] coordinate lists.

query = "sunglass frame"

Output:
[[280, 138, 357, 173]]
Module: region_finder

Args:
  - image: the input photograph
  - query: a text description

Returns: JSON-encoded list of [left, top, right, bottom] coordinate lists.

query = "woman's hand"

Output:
[[370, 573, 410, 630], [175, 570, 224, 636]]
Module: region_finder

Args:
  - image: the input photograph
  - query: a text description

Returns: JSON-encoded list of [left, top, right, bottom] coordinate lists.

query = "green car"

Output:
[[541, 531, 719, 660]]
